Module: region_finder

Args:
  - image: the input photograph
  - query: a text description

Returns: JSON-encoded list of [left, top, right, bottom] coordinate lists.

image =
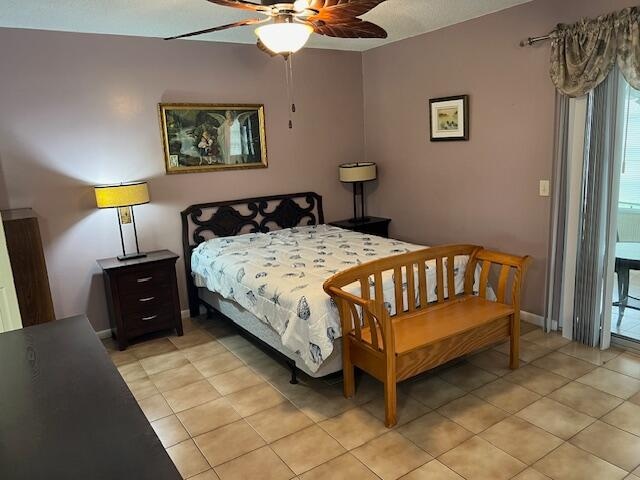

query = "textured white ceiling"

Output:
[[0, 0, 532, 51]]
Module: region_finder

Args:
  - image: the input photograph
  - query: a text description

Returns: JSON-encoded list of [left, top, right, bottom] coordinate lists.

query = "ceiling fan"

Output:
[[165, 0, 389, 55]]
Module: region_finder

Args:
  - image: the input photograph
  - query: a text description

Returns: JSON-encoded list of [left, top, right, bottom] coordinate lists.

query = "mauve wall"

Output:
[[362, 0, 638, 315], [1, 0, 635, 332], [0, 29, 363, 331]]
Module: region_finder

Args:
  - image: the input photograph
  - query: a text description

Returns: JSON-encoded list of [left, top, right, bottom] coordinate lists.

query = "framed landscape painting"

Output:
[[429, 95, 469, 141], [159, 103, 268, 174]]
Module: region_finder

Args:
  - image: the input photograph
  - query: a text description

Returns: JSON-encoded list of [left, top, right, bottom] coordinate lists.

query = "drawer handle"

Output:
[[139, 296, 155, 302], [137, 276, 153, 283], [141, 315, 158, 322]]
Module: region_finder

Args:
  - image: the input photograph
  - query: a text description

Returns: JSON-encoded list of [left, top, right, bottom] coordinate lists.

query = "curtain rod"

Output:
[[520, 33, 554, 47]]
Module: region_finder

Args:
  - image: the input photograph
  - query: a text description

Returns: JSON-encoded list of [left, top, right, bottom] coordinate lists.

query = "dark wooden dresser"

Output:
[[0, 315, 181, 480], [1, 208, 55, 326], [98, 249, 183, 350]]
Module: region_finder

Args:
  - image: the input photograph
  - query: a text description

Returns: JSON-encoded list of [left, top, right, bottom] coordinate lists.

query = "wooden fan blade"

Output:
[[164, 18, 265, 40], [205, 0, 267, 11], [313, 19, 387, 38], [308, 0, 387, 22], [256, 39, 278, 56]]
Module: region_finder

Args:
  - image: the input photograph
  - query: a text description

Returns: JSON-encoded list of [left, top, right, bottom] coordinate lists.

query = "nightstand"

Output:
[[330, 216, 391, 238], [98, 250, 183, 350]]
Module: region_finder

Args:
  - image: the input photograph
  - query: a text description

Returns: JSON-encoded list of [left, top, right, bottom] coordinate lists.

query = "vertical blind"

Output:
[[572, 71, 620, 347]]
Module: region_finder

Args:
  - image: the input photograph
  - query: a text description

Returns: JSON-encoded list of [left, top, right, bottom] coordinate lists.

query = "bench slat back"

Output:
[[324, 244, 481, 352], [324, 244, 531, 354], [478, 260, 491, 299]]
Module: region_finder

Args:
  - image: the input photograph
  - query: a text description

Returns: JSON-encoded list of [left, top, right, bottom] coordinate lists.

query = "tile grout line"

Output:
[[402, 350, 640, 474], [161, 328, 353, 478], [483, 364, 639, 473], [207, 335, 393, 479], [108, 321, 640, 480]]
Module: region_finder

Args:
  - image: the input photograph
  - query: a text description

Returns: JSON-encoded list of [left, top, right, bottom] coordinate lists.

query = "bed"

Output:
[[181, 192, 476, 380]]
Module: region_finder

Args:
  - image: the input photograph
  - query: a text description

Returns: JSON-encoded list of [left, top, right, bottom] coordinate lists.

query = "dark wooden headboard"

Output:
[[180, 192, 324, 315]]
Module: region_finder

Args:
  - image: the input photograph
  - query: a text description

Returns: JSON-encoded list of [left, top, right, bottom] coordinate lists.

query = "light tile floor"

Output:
[[102, 316, 640, 480]]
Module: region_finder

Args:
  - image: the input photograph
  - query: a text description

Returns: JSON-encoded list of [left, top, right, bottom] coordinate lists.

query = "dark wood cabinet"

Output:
[[0, 315, 181, 480], [98, 250, 183, 350], [1, 208, 55, 326], [330, 216, 391, 238]]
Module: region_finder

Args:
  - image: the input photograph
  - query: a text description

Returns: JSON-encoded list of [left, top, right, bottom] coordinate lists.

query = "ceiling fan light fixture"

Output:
[[255, 22, 313, 54], [293, 0, 310, 12]]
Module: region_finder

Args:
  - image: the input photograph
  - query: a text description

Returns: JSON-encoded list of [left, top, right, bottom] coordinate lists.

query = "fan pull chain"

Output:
[[288, 53, 296, 114], [283, 56, 291, 128], [284, 54, 296, 129]]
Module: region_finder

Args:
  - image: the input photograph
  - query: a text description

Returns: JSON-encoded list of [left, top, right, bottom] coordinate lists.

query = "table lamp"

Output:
[[94, 181, 149, 261], [339, 162, 377, 223]]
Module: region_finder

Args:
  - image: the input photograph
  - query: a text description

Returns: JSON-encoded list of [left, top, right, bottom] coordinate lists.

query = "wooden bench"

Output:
[[323, 244, 531, 427]]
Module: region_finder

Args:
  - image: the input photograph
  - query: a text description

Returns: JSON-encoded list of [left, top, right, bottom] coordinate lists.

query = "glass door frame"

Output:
[[606, 73, 638, 349]]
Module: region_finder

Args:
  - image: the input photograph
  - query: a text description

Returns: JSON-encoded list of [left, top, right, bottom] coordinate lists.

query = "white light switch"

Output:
[[539, 180, 550, 197]]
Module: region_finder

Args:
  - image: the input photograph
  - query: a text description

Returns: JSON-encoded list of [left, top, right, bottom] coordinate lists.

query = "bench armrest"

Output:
[[476, 249, 532, 270], [324, 285, 373, 309], [474, 249, 532, 307], [324, 285, 393, 353]]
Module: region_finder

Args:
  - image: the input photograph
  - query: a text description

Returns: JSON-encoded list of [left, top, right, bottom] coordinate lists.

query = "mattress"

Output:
[[191, 224, 480, 373], [199, 289, 344, 377]]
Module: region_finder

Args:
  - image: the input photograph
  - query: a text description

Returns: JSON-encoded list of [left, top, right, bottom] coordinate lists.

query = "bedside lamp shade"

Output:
[[339, 162, 377, 183], [95, 182, 149, 209], [94, 182, 150, 261]]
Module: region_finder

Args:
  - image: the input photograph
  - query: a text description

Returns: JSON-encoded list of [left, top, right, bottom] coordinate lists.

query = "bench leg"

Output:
[[343, 365, 355, 398], [384, 343, 398, 427], [510, 314, 520, 369], [343, 347, 355, 399], [384, 376, 397, 428]]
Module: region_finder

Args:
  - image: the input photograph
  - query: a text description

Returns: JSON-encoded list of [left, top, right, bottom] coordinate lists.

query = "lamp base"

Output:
[[117, 252, 147, 262], [348, 217, 371, 224]]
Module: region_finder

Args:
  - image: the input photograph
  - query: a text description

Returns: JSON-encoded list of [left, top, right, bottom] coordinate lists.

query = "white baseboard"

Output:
[[521, 311, 559, 331], [96, 328, 112, 339], [521, 310, 544, 328]]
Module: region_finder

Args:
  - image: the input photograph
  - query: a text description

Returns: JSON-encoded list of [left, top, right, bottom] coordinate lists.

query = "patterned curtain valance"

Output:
[[551, 7, 640, 97]]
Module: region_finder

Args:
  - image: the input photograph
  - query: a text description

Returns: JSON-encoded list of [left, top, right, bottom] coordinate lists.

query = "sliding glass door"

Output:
[[610, 79, 640, 343]]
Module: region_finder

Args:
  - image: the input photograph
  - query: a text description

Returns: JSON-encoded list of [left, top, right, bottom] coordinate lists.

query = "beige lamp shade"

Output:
[[339, 162, 377, 183], [94, 182, 150, 209]]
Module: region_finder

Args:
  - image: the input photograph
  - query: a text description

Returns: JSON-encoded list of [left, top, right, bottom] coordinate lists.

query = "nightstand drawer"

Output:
[[121, 292, 172, 316], [117, 265, 172, 294], [125, 309, 176, 334]]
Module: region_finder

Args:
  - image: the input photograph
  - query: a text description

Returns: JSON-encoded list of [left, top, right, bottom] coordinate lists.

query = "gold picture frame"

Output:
[[159, 103, 268, 174]]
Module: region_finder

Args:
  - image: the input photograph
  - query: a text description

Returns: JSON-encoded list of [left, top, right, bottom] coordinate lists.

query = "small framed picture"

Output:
[[429, 95, 469, 141]]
